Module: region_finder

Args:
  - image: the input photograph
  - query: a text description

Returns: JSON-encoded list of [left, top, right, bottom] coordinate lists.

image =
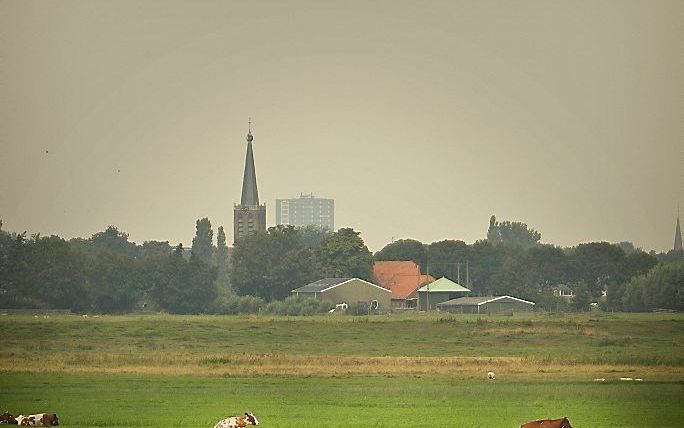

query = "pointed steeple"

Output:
[[675, 205, 683, 252], [233, 119, 266, 244], [240, 122, 259, 206]]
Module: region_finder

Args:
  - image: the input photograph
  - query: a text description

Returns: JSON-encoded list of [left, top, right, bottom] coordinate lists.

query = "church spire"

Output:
[[675, 205, 683, 252], [234, 120, 266, 244], [240, 121, 259, 206]]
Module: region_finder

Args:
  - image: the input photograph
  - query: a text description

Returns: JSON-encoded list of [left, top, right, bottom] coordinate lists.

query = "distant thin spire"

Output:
[[675, 204, 683, 252], [240, 120, 259, 206]]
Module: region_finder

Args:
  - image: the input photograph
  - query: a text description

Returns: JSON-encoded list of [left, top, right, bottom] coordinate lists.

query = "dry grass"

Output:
[[2, 312, 682, 381], [1, 352, 679, 380]]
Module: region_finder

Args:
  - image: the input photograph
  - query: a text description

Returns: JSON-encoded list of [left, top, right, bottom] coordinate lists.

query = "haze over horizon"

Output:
[[1, 1, 682, 253]]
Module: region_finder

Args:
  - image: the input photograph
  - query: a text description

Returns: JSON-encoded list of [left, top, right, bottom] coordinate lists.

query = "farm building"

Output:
[[417, 277, 470, 311], [436, 295, 535, 314], [551, 284, 574, 302], [291, 278, 391, 310], [373, 261, 434, 309]]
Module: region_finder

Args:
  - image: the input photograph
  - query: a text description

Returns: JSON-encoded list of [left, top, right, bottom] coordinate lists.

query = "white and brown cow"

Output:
[[15, 414, 59, 426], [213, 412, 259, 428]]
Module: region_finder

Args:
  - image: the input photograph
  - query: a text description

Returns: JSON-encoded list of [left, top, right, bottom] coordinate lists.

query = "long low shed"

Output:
[[292, 278, 391, 311], [436, 295, 535, 314]]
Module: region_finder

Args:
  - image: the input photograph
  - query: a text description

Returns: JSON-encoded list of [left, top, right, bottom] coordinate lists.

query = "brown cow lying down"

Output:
[[520, 417, 572, 428], [15, 414, 59, 426], [0, 411, 18, 424]]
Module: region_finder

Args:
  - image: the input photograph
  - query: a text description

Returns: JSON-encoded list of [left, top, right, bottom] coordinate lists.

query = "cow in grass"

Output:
[[520, 417, 572, 428], [0, 412, 18, 424], [213, 412, 259, 428], [15, 414, 59, 426]]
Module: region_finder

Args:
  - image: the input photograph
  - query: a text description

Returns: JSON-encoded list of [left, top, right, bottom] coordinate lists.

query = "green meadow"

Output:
[[2, 374, 682, 428], [1, 312, 683, 427]]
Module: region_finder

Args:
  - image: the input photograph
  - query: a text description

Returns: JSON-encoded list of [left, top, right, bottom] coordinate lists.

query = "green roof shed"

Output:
[[417, 277, 470, 311]]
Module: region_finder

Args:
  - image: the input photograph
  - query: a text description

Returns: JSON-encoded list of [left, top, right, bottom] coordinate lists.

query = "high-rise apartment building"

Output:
[[276, 193, 334, 230]]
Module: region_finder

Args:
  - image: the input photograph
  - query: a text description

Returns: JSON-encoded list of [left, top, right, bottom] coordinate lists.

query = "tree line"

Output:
[[0, 216, 681, 314], [375, 216, 682, 311], [0, 219, 372, 314]]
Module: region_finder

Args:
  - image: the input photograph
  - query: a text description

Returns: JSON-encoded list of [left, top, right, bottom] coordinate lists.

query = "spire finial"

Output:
[[246, 118, 253, 142]]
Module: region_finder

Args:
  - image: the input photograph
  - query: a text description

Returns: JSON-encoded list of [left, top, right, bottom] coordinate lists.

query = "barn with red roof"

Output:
[[373, 261, 434, 310]]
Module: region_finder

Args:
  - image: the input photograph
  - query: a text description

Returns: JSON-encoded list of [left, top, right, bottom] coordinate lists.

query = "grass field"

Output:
[[1, 312, 682, 427], [2, 374, 682, 428]]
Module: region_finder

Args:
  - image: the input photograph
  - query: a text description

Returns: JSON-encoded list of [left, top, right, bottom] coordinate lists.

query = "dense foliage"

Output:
[[230, 226, 373, 301], [0, 224, 217, 314], [0, 221, 369, 314], [0, 215, 680, 313], [607, 261, 684, 311], [374, 216, 678, 312]]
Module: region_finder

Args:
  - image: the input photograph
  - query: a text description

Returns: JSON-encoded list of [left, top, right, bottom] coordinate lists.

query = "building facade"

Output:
[[275, 193, 334, 230], [234, 126, 266, 243], [437, 296, 535, 314], [291, 278, 391, 311]]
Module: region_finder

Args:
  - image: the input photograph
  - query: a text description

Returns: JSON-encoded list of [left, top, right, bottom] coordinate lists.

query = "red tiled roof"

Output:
[[373, 261, 435, 300]]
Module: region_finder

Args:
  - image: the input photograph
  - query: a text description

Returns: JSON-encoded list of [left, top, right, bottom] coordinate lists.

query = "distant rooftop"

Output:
[[373, 261, 434, 299], [292, 278, 352, 293], [438, 295, 535, 307], [417, 277, 470, 293]]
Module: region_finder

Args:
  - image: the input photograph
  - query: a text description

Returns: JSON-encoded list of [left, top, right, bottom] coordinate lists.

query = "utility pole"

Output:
[[426, 255, 430, 311], [466, 261, 469, 288]]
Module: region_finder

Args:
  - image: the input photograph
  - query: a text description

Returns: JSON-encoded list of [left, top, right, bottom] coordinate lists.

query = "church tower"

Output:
[[675, 206, 683, 252], [234, 122, 266, 243]]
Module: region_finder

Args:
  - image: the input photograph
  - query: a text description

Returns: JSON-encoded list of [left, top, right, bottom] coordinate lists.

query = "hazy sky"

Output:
[[1, 1, 682, 252]]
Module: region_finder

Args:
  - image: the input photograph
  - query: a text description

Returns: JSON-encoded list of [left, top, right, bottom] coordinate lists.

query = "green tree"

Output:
[[486, 215, 540, 248], [426, 240, 470, 283], [527, 244, 569, 289], [621, 251, 658, 282], [488, 251, 540, 300], [214, 226, 231, 295], [622, 262, 684, 311], [569, 242, 625, 297], [25, 235, 86, 311], [85, 252, 140, 313], [605, 281, 626, 311], [151, 245, 218, 313], [298, 225, 331, 248], [616, 241, 640, 255], [467, 240, 507, 296], [0, 230, 25, 307], [374, 239, 427, 273], [318, 228, 373, 280], [139, 240, 173, 259], [497, 220, 541, 248], [191, 218, 214, 266], [1, 233, 87, 311], [88, 226, 139, 257], [487, 215, 502, 245], [621, 275, 648, 312], [231, 226, 317, 301], [215, 226, 228, 267], [570, 281, 591, 312]]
